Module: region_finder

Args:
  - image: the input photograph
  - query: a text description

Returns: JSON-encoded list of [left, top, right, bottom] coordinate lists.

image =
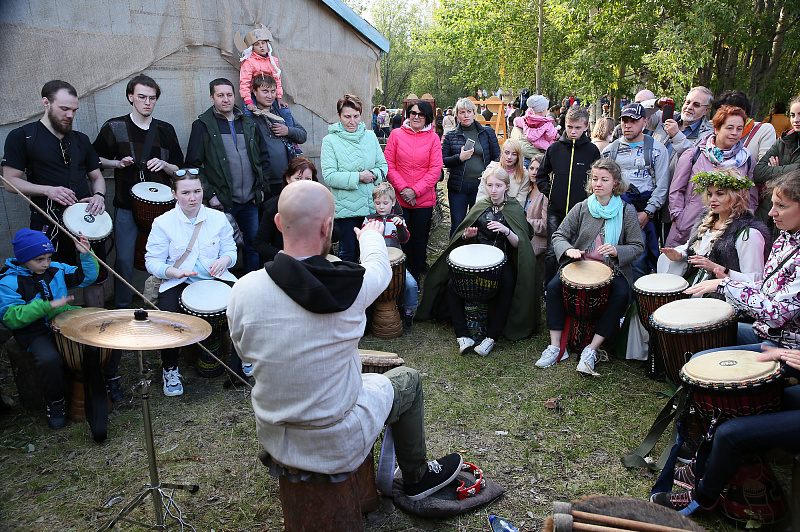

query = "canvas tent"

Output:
[[0, 0, 389, 260]]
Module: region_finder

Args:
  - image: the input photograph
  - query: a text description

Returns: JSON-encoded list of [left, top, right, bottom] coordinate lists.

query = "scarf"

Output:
[[704, 135, 749, 168], [587, 194, 624, 247]]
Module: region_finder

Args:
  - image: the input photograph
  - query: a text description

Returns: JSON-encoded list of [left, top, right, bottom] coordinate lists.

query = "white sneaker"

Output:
[[242, 363, 254, 378], [163, 367, 184, 396], [474, 337, 495, 357], [457, 337, 475, 355], [576, 347, 599, 375], [536, 345, 566, 368]]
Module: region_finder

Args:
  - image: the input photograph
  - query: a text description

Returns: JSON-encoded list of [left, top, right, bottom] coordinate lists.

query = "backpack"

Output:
[[608, 135, 656, 186]]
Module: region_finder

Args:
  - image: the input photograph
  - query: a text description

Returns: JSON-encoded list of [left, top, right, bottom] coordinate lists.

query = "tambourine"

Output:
[[455, 462, 486, 500]]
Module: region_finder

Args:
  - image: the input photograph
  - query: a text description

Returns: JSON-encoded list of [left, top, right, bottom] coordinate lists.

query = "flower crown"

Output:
[[691, 170, 754, 193]]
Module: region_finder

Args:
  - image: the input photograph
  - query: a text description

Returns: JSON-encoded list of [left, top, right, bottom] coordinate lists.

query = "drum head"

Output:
[[131, 181, 173, 203], [388, 247, 405, 265], [51, 307, 105, 328], [682, 350, 781, 385], [358, 349, 405, 367], [651, 298, 735, 329], [448, 244, 505, 269], [634, 273, 689, 293], [325, 254, 341, 262], [62, 204, 113, 240], [180, 280, 231, 314], [561, 261, 612, 287]]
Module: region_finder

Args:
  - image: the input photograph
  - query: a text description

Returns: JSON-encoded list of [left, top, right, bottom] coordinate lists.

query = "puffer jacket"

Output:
[[239, 53, 283, 102], [441, 121, 501, 192], [384, 122, 443, 209], [321, 122, 388, 219]]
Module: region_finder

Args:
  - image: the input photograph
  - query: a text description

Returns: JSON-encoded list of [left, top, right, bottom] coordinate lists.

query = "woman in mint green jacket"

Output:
[[321, 94, 388, 261]]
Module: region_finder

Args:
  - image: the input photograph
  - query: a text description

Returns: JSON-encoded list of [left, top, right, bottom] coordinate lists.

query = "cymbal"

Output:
[[56, 309, 212, 350]]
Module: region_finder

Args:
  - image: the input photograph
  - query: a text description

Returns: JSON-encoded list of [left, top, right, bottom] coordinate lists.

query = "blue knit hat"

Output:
[[12, 229, 55, 264]]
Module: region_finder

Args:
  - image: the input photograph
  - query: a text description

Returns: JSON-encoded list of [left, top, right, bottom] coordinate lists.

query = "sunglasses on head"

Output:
[[174, 168, 200, 177]]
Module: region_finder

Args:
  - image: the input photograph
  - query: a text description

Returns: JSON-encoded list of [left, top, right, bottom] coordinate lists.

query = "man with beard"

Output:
[[93, 74, 184, 311], [227, 180, 463, 503], [2, 80, 107, 309]]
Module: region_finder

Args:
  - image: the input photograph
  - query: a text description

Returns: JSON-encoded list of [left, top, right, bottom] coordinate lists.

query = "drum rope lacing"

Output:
[[1, 174, 253, 390]]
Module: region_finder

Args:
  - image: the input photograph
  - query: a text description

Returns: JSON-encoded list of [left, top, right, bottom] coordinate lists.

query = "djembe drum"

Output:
[[372, 248, 406, 339], [560, 261, 613, 352], [50, 308, 114, 421], [61, 204, 113, 245], [447, 244, 507, 339], [650, 298, 738, 383], [130, 181, 175, 271], [179, 280, 232, 377]]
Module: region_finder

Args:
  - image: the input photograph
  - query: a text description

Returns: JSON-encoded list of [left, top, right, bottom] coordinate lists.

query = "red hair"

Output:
[[712, 105, 748, 130]]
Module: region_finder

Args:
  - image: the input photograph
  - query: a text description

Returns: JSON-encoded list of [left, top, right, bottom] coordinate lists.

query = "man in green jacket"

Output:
[[186, 78, 271, 273]]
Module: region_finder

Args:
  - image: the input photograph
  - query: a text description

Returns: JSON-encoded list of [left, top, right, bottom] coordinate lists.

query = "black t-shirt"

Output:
[[93, 115, 184, 210], [2, 121, 100, 213]]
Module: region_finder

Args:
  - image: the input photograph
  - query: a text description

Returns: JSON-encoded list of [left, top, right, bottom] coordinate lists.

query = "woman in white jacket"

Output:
[[145, 170, 241, 396]]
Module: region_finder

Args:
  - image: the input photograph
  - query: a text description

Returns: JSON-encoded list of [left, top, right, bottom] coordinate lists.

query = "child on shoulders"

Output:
[[238, 24, 286, 113]]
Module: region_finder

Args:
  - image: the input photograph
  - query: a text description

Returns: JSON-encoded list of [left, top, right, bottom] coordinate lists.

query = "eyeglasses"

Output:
[[59, 139, 70, 165], [174, 168, 200, 177], [409, 110, 425, 117], [684, 100, 709, 109], [135, 94, 158, 103]]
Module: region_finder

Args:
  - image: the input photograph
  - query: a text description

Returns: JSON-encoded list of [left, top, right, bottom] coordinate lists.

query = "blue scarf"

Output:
[[587, 194, 624, 247]]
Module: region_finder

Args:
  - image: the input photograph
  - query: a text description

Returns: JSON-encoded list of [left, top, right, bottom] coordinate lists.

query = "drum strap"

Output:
[[622, 385, 687, 471], [136, 123, 158, 180]]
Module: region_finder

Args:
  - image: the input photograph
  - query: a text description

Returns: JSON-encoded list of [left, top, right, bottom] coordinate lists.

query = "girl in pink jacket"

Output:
[[238, 25, 285, 111]]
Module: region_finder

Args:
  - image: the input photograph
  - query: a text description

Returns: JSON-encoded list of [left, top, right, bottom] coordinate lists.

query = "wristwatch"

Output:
[[645, 210, 655, 219]]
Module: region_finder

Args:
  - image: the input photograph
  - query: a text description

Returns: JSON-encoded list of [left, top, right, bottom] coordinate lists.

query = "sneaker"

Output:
[[677, 439, 700, 464], [403, 313, 414, 330], [105, 376, 123, 402], [576, 346, 599, 375], [474, 337, 495, 357], [674, 460, 696, 490], [46, 398, 67, 429], [403, 453, 463, 501], [162, 367, 184, 397], [242, 363, 254, 378], [650, 489, 694, 511], [535, 345, 566, 368], [457, 337, 475, 355]]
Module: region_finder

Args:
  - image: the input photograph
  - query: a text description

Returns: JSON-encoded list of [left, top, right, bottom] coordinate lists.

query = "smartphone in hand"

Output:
[[662, 100, 675, 123], [464, 138, 476, 151]]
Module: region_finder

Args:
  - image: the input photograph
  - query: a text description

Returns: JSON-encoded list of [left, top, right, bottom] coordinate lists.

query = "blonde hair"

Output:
[[455, 98, 477, 114], [482, 163, 511, 191], [694, 178, 752, 244], [500, 139, 526, 184], [585, 158, 628, 196], [372, 181, 396, 202], [592, 117, 615, 140]]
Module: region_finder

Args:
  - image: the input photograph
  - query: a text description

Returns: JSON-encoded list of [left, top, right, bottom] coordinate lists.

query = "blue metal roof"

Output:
[[318, 0, 390, 53]]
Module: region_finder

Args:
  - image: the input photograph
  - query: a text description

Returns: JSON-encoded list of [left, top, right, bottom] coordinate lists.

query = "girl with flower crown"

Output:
[[659, 168, 770, 289], [665, 105, 758, 247]]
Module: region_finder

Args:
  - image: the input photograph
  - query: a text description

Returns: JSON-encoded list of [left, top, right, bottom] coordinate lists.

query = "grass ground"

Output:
[[0, 185, 790, 531]]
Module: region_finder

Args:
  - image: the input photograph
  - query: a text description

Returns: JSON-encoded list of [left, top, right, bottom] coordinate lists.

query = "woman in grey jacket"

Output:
[[536, 159, 644, 374]]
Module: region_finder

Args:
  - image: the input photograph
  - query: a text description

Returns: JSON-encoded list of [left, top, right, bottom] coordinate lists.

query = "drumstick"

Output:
[[1, 174, 253, 390]]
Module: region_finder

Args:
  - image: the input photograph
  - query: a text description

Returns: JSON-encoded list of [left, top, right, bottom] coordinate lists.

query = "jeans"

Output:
[[447, 261, 515, 340], [113, 208, 137, 308], [403, 271, 418, 312], [384, 366, 428, 483], [226, 202, 260, 273], [335, 217, 364, 262], [546, 273, 630, 339], [401, 206, 433, 281], [448, 182, 479, 238]]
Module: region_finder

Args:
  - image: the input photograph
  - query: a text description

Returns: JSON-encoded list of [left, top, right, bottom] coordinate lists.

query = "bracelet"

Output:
[[93, 191, 105, 198]]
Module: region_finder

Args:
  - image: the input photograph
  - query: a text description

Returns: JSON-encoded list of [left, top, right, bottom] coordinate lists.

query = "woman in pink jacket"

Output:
[[385, 100, 444, 280]]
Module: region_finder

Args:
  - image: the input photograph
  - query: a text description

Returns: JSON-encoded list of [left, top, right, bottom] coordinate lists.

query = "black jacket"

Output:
[[536, 132, 601, 218], [441, 121, 501, 192]]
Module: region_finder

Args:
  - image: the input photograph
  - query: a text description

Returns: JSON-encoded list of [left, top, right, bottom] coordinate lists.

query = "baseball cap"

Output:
[[621, 103, 646, 120]]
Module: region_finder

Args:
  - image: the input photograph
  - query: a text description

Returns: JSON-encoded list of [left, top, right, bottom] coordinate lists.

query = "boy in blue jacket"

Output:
[[0, 229, 100, 428]]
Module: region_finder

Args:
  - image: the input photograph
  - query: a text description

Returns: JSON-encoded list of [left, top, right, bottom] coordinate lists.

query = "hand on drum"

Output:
[[79, 194, 106, 215], [687, 255, 720, 272], [758, 346, 800, 371], [145, 158, 168, 173], [75, 232, 91, 254], [463, 226, 478, 239], [49, 295, 75, 309], [45, 185, 78, 206], [660, 247, 683, 261], [565, 248, 585, 259], [208, 256, 232, 277], [355, 219, 384, 239], [167, 267, 198, 279], [596, 243, 617, 257], [683, 278, 722, 296]]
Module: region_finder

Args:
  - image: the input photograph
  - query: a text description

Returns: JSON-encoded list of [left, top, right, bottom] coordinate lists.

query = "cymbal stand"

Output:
[[100, 350, 199, 531]]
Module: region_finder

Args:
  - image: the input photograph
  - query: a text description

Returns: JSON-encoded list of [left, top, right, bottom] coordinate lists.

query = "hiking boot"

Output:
[[162, 367, 184, 397], [536, 345, 565, 368], [403, 453, 463, 501], [457, 337, 474, 355], [674, 460, 696, 490], [242, 363, 254, 378], [576, 346, 599, 375], [105, 375, 123, 402], [650, 489, 694, 511], [46, 398, 67, 429], [474, 337, 495, 357]]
